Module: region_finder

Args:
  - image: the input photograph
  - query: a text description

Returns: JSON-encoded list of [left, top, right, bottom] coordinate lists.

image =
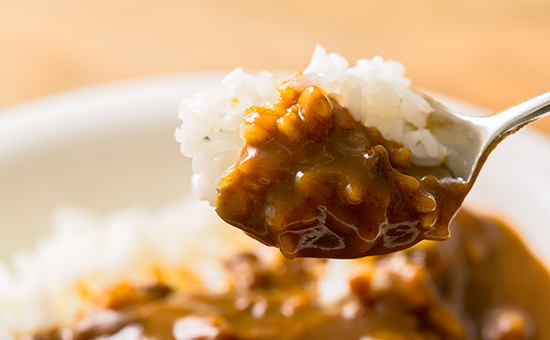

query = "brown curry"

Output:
[[216, 82, 469, 258], [27, 210, 550, 340], [26, 79, 550, 339]]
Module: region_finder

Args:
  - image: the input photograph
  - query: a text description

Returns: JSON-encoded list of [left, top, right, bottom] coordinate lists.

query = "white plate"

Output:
[[0, 73, 549, 265]]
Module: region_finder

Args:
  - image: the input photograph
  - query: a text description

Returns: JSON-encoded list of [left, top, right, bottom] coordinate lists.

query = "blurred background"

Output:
[[0, 0, 549, 133], [1, 0, 550, 259]]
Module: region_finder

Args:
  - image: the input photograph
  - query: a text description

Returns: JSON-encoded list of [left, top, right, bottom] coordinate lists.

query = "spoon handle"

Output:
[[482, 92, 550, 141]]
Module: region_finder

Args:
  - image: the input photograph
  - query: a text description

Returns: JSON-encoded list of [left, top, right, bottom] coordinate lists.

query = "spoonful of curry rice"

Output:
[[176, 46, 550, 259]]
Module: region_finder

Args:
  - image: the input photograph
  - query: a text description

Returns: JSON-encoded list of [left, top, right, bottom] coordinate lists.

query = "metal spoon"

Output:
[[423, 92, 550, 183]]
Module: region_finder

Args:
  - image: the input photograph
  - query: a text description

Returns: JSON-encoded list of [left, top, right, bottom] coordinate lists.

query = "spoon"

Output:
[[423, 92, 550, 183]]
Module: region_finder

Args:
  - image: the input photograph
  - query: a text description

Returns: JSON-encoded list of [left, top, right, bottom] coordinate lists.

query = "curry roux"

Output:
[[28, 210, 550, 340], [216, 83, 470, 258]]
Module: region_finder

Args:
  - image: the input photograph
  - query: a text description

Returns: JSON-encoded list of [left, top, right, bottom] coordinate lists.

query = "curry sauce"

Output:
[[28, 210, 550, 340], [216, 83, 470, 258]]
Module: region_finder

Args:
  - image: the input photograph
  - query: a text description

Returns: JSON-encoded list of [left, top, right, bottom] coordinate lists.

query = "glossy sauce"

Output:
[[28, 210, 550, 340], [216, 84, 470, 258]]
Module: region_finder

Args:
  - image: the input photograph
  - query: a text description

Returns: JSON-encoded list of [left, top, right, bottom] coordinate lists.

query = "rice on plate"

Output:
[[0, 198, 258, 337]]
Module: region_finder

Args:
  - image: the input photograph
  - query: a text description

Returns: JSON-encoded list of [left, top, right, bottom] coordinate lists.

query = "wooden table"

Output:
[[1, 0, 549, 133]]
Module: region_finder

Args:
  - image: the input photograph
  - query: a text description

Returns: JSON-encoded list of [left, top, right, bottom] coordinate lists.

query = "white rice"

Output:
[[0, 196, 262, 337], [175, 45, 446, 205]]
